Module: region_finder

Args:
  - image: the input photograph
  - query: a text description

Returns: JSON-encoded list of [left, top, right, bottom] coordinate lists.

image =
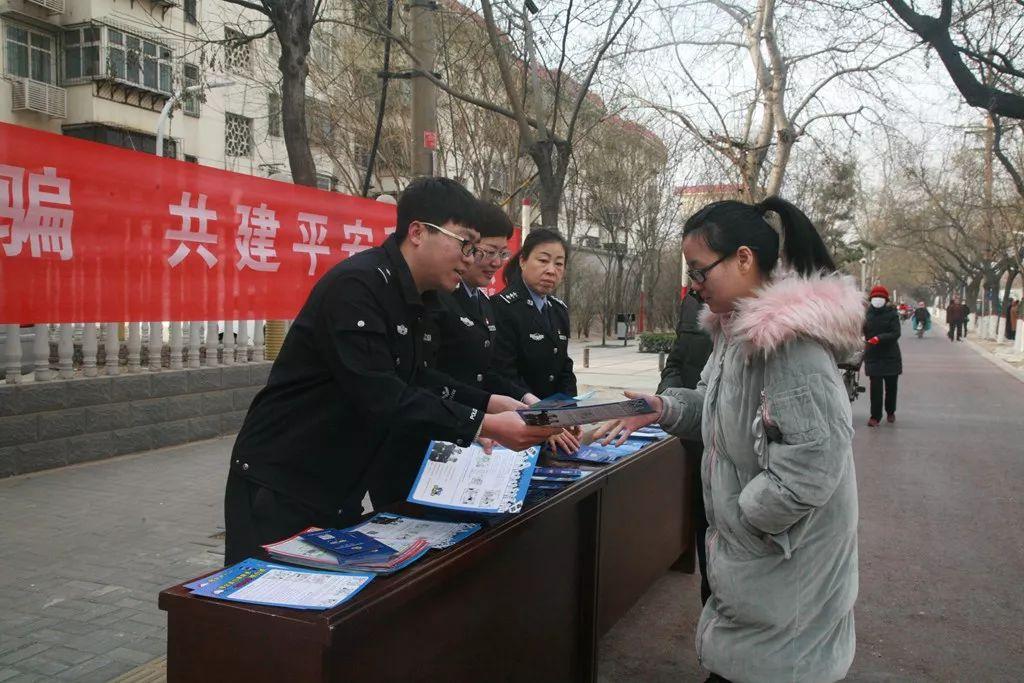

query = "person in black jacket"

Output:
[[431, 202, 533, 402], [863, 284, 902, 426], [492, 228, 579, 454], [223, 178, 562, 565], [657, 289, 714, 605]]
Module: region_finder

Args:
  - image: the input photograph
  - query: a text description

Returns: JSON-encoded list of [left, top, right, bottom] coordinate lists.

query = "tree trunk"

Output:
[[277, 13, 317, 187]]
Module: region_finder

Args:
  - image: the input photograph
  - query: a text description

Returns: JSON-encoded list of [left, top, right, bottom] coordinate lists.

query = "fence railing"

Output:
[[2, 321, 274, 384]]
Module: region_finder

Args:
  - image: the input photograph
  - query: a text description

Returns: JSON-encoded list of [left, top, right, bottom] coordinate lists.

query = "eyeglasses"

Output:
[[419, 221, 478, 258], [474, 247, 511, 263], [688, 253, 732, 284]]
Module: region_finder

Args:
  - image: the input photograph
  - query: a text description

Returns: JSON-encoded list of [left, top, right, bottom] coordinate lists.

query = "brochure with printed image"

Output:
[[407, 441, 540, 515]]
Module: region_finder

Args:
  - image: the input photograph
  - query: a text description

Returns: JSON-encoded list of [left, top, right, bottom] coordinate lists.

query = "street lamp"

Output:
[[156, 78, 235, 157]]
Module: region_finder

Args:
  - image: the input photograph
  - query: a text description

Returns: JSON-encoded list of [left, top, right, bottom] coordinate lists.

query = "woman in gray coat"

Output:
[[598, 197, 862, 682]]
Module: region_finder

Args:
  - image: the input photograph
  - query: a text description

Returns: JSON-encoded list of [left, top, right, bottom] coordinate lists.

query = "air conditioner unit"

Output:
[[10, 79, 67, 118], [25, 0, 65, 12]]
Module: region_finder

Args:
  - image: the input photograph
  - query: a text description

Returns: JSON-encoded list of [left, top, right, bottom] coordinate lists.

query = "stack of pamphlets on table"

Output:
[[556, 438, 648, 465], [262, 513, 481, 575], [185, 558, 374, 610], [529, 466, 592, 492], [631, 425, 669, 440]]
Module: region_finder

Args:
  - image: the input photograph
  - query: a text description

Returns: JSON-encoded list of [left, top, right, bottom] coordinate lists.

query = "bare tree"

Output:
[[220, 0, 326, 187], [634, 0, 911, 199]]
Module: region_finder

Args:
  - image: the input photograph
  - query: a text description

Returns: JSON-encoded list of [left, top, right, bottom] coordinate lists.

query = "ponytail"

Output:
[[683, 196, 835, 277], [756, 196, 836, 275]]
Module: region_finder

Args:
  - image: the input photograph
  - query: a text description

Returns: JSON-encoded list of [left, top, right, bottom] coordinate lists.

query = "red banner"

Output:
[[0, 123, 517, 324]]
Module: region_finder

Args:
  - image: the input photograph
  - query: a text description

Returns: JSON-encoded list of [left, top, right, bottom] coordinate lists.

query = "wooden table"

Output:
[[159, 437, 693, 682]]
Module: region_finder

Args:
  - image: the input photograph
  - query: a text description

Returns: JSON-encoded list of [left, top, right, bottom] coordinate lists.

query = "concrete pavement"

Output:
[[1, 335, 1022, 680]]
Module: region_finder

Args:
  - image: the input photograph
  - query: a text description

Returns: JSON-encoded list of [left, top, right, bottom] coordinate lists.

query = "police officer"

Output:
[[224, 178, 562, 565], [492, 228, 580, 454], [431, 202, 534, 402]]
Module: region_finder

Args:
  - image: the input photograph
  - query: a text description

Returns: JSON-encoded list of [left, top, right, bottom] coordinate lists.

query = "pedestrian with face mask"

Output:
[[863, 285, 902, 426]]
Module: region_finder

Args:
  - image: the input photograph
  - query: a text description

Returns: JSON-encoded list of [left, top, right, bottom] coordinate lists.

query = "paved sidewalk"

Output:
[[0, 440, 230, 682]]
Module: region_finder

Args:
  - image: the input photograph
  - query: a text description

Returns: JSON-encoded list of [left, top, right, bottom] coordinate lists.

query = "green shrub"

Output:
[[638, 332, 676, 354]]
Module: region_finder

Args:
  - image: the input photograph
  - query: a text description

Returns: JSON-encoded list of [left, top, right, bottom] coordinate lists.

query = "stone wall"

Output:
[[0, 363, 271, 478]]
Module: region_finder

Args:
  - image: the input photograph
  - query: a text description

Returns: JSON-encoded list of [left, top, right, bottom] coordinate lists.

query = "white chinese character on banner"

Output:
[[1, 166, 74, 260], [340, 218, 374, 256], [384, 226, 396, 237], [0, 165, 25, 248], [292, 212, 330, 276], [235, 203, 280, 272], [166, 192, 218, 268]]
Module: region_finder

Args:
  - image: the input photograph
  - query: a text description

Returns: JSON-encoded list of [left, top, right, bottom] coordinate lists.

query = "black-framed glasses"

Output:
[[419, 221, 478, 258], [689, 253, 732, 284], [474, 247, 511, 263]]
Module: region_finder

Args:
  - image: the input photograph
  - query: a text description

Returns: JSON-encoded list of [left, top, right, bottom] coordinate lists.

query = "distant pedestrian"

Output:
[[864, 285, 902, 426], [946, 296, 967, 342], [1005, 299, 1018, 342], [912, 301, 931, 338]]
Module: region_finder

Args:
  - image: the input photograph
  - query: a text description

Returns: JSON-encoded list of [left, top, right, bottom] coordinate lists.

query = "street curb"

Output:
[[963, 339, 1024, 385]]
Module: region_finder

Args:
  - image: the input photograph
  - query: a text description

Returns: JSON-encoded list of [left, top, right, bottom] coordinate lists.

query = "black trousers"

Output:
[[869, 375, 898, 420], [223, 470, 360, 566], [948, 321, 964, 340]]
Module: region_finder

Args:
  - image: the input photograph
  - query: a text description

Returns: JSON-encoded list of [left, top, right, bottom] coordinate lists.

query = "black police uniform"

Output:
[[224, 236, 490, 564], [430, 283, 530, 399], [491, 277, 577, 400], [367, 283, 531, 509]]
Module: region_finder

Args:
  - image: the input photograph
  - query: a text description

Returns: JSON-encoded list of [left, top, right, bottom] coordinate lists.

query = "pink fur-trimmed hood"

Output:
[[699, 271, 865, 356]]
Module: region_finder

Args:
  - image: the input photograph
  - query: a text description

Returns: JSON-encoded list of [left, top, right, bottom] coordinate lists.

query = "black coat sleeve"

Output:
[[314, 276, 484, 447], [417, 367, 492, 410]]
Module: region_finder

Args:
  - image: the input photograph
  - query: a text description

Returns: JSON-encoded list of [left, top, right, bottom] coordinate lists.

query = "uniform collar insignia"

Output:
[[460, 316, 475, 327], [529, 332, 545, 341], [396, 324, 408, 336]]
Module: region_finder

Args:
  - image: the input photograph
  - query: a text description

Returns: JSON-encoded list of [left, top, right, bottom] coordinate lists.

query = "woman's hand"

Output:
[[547, 426, 582, 455], [591, 391, 663, 446]]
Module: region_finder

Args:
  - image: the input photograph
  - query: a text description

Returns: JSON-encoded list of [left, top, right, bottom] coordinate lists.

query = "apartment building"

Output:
[[0, 0, 345, 188]]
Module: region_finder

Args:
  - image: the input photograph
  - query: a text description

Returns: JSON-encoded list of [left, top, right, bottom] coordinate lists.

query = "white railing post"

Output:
[[253, 319, 265, 362], [33, 323, 52, 381], [127, 322, 142, 372], [4, 324, 22, 384], [149, 321, 163, 371], [236, 320, 249, 363], [222, 321, 235, 366], [188, 321, 202, 369], [58, 323, 74, 379], [1015, 320, 1024, 355], [104, 323, 120, 375], [169, 322, 183, 370], [205, 320, 219, 366], [82, 323, 98, 377]]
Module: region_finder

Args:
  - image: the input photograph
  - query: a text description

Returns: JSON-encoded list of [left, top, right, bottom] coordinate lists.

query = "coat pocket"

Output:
[[765, 385, 823, 444]]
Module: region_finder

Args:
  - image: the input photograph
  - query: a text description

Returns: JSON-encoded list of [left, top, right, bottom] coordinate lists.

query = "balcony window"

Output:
[[64, 25, 173, 95], [6, 24, 57, 84]]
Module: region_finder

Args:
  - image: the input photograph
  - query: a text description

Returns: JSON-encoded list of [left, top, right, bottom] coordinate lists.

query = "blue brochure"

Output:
[[558, 439, 647, 464], [189, 559, 374, 610], [408, 441, 540, 515], [299, 529, 396, 560]]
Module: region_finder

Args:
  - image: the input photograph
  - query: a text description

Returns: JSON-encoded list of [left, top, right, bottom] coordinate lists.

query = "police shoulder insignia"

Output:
[[460, 316, 475, 327], [499, 291, 518, 304], [550, 295, 567, 308], [529, 333, 545, 341], [396, 324, 408, 336]]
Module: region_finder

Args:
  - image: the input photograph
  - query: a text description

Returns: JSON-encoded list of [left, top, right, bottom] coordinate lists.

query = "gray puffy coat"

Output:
[[659, 272, 863, 683]]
